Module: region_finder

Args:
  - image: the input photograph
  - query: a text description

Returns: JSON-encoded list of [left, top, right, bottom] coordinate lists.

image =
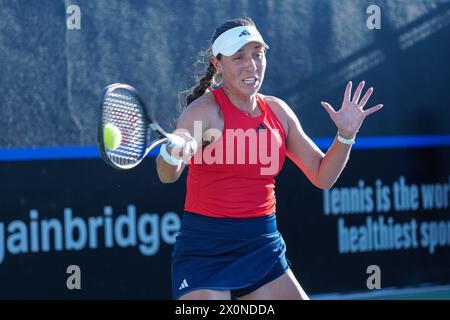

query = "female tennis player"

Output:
[[156, 17, 383, 300]]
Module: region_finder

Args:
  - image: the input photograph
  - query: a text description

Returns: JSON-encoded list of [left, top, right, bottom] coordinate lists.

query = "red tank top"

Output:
[[184, 87, 286, 218]]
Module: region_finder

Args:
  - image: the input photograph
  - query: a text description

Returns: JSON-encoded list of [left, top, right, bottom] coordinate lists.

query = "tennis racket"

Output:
[[97, 83, 170, 170]]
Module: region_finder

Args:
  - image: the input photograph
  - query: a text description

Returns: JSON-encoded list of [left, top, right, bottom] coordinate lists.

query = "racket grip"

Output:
[[162, 134, 198, 165], [159, 143, 183, 166], [166, 133, 186, 148]]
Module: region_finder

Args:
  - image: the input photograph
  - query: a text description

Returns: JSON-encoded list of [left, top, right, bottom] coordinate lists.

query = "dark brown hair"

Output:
[[185, 17, 256, 106]]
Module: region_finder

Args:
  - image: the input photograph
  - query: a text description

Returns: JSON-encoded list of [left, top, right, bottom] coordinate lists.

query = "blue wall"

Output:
[[1, 0, 449, 147]]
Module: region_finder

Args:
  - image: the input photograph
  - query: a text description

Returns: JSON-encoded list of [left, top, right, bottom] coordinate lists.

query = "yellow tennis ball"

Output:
[[104, 123, 122, 150]]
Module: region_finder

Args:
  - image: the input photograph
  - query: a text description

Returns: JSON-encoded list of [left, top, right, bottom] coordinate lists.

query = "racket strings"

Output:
[[102, 90, 148, 165]]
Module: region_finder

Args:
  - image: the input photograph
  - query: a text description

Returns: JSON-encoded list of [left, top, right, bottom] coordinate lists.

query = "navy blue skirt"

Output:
[[171, 211, 291, 299]]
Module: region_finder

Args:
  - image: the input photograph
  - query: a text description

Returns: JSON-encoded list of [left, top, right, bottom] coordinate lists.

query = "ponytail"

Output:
[[186, 62, 217, 106]]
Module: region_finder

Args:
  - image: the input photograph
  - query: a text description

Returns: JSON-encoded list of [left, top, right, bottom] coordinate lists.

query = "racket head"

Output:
[[98, 83, 168, 170]]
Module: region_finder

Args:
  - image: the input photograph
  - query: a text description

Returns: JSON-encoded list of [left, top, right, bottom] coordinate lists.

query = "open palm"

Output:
[[321, 81, 383, 139]]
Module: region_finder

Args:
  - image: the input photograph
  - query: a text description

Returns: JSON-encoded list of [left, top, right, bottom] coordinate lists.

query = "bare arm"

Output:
[[277, 98, 331, 189], [274, 81, 383, 189], [156, 98, 210, 183], [156, 151, 186, 183], [279, 99, 353, 189]]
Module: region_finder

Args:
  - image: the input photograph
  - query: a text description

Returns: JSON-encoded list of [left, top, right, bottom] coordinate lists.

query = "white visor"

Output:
[[212, 25, 269, 57]]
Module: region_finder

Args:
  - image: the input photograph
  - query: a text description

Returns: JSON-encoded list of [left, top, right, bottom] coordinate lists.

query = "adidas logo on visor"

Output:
[[239, 30, 251, 37]]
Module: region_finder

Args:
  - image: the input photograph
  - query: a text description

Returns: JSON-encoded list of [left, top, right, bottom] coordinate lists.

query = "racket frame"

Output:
[[97, 83, 169, 170]]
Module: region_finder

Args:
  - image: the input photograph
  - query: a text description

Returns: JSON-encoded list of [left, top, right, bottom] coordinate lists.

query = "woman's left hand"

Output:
[[321, 81, 384, 139]]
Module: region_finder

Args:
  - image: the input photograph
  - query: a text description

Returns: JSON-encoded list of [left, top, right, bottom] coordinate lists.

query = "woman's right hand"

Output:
[[165, 132, 198, 164]]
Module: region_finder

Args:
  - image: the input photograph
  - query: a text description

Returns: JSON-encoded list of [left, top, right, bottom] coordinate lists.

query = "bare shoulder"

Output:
[[182, 91, 218, 117], [178, 91, 221, 130], [259, 94, 292, 135], [261, 95, 296, 117]]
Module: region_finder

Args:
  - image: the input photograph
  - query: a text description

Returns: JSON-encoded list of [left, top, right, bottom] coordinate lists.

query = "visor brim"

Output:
[[219, 39, 269, 56]]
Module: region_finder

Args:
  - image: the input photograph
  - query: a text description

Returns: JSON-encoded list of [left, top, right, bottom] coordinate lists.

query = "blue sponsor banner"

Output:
[[0, 146, 449, 298]]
